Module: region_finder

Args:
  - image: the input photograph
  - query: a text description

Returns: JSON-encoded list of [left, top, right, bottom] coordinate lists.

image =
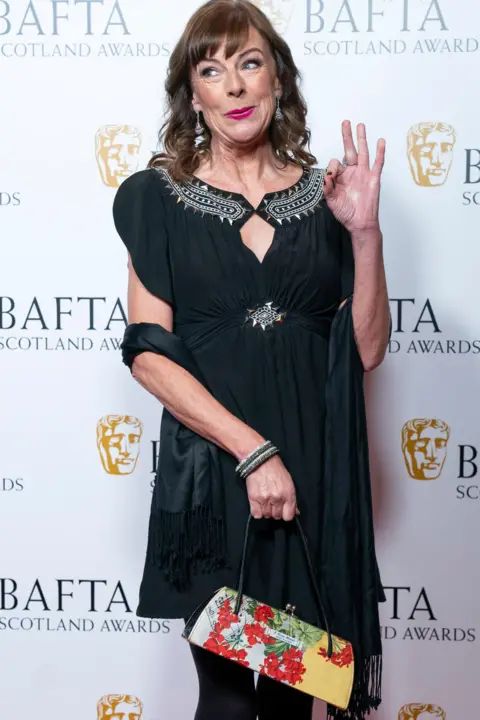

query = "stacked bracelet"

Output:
[[235, 440, 280, 479]]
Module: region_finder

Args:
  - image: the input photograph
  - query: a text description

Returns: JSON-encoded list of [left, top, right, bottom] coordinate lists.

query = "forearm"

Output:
[[350, 228, 390, 371], [132, 351, 264, 461]]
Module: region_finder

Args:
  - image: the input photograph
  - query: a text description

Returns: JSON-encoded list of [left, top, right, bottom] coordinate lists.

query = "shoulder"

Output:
[[112, 168, 166, 228], [113, 168, 163, 205]]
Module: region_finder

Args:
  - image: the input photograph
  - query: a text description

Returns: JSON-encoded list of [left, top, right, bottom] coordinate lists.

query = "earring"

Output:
[[194, 110, 205, 148], [275, 96, 283, 121]]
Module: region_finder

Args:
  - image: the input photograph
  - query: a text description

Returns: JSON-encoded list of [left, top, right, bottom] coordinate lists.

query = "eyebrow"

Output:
[[199, 46, 265, 64], [238, 46, 265, 58]]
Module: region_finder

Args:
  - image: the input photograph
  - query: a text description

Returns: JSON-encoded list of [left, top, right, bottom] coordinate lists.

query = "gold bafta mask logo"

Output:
[[407, 122, 456, 187], [97, 695, 143, 720], [250, 0, 293, 34], [95, 124, 141, 188], [401, 419, 450, 481], [399, 703, 446, 720], [96, 415, 143, 475]]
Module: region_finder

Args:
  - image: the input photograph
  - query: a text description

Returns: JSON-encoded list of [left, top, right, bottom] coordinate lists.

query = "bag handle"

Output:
[[233, 515, 333, 657]]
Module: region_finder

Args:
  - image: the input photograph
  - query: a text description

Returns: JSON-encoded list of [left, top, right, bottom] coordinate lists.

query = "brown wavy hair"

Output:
[[148, 0, 316, 181]]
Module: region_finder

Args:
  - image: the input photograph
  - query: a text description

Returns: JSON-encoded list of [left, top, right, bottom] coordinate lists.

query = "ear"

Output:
[[191, 92, 202, 114], [274, 77, 282, 97]]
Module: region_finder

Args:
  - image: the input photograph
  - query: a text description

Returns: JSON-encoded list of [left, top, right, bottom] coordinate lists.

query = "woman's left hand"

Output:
[[323, 120, 385, 236]]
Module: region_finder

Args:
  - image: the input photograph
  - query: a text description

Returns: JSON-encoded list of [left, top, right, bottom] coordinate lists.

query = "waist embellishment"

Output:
[[245, 301, 287, 330]]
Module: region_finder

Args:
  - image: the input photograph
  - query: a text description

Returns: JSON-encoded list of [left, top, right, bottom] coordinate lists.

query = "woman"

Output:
[[113, 1, 390, 719]]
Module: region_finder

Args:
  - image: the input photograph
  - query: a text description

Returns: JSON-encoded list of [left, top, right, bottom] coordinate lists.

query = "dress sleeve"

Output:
[[112, 169, 174, 306]]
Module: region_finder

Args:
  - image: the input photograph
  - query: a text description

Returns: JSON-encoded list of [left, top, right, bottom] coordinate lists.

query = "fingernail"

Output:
[[326, 171, 333, 175]]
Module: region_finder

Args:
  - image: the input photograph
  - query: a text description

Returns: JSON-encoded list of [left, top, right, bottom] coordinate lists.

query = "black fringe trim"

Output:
[[147, 506, 228, 590], [327, 654, 382, 720]]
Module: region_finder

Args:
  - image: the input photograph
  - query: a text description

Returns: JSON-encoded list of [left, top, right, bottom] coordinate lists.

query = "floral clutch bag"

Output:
[[182, 516, 354, 711]]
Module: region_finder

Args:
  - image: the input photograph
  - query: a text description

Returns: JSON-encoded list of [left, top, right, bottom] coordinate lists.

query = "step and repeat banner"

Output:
[[0, 1, 478, 718]]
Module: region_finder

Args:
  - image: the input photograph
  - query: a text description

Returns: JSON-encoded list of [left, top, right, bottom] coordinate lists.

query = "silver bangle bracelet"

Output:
[[235, 440, 274, 474], [237, 444, 280, 479]]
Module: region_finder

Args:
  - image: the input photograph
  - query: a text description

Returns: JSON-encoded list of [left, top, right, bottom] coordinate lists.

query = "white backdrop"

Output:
[[1, 1, 479, 718]]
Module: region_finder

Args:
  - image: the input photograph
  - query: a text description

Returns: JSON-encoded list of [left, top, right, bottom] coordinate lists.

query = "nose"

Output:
[[226, 69, 246, 99], [431, 145, 441, 167], [425, 440, 437, 461], [119, 436, 130, 456], [118, 145, 129, 166]]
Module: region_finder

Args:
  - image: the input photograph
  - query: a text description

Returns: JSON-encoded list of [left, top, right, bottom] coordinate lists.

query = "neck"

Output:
[[199, 134, 282, 187]]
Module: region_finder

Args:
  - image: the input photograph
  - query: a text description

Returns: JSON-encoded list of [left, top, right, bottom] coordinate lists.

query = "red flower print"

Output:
[[318, 643, 353, 668], [281, 648, 306, 685], [231, 648, 250, 667], [204, 631, 226, 654], [259, 647, 306, 686], [215, 599, 240, 632], [244, 623, 275, 647], [254, 604, 275, 624], [259, 652, 286, 681], [203, 631, 250, 667]]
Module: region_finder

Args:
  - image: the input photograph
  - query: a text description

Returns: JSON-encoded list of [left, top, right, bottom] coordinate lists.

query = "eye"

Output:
[[199, 65, 219, 78], [243, 57, 263, 70]]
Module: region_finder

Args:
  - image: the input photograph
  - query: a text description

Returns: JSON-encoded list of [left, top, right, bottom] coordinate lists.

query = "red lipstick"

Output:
[[225, 106, 255, 120]]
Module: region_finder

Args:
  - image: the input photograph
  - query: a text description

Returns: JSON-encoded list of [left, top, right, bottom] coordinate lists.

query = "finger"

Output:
[[282, 498, 296, 522], [323, 160, 342, 197], [250, 499, 263, 520], [262, 501, 272, 519], [372, 137, 386, 178], [356, 123, 369, 168], [326, 158, 342, 177], [271, 502, 283, 521], [342, 119, 357, 166]]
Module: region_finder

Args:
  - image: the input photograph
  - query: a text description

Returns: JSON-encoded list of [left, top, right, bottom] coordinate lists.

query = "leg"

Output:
[[256, 673, 314, 720], [189, 644, 257, 720]]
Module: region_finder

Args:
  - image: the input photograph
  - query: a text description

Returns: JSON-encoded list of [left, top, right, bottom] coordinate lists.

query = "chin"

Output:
[[225, 126, 266, 146]]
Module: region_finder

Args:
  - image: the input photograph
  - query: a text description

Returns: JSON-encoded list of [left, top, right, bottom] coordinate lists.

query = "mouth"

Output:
[[225, 106, 255, 120]]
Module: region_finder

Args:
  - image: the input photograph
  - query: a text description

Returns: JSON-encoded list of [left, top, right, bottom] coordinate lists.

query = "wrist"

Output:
[[350, 226, 383, 248], [231, 431, 267, 463]]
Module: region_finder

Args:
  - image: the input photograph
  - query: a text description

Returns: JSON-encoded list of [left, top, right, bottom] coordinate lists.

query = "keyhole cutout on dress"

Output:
[[239, 213, 276, 265]]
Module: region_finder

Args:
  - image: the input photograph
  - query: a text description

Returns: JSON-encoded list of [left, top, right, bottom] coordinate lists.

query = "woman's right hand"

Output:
[[245, 455, 299, 521]]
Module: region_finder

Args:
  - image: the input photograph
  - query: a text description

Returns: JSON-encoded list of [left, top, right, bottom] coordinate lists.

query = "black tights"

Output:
[[190, 644, 313, 720]]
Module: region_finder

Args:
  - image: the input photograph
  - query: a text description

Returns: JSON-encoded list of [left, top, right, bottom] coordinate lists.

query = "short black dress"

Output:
[[113, 165, 356, 626]]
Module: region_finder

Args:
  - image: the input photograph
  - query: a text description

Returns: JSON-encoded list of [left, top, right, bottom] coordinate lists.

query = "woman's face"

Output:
[[191, 27, 280, 149]]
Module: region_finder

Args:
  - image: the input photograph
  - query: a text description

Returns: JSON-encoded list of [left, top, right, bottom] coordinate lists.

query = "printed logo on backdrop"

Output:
[[98, 695, 143, 720], [251, 0, 293, 35], [387, 298, 480, 356], [402, 419, 449, 480], [0, 1, 170, 59], [406, 121, 480, 206], [0, 191, 20, 207], [97, 415, 143, 475], [303, 0, 479, 58], [401, 419, 480, 500], [380, 585, 475, 642], [0, 296, 127, 352], [407, 123, 456, 187], [399, 705, 446, 720], [96, 125, 141, 188], [1, 477, 24, 493], [0, 578, 171, 634]]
